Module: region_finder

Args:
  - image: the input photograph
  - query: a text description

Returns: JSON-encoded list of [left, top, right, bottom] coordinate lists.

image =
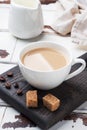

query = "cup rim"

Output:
[[18, 41, 72, 73], [11, 0, 40, 10]]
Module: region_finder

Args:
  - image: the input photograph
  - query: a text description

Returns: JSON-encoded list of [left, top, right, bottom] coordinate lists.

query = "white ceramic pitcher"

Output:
[[8, 0, 44, 39]]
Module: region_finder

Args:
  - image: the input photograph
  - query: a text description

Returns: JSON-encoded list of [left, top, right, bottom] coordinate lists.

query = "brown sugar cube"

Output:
[[43, 94, 60, 111], [26, 90, 38, 108]]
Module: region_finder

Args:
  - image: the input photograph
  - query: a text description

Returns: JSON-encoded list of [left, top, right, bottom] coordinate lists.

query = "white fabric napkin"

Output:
[[71, 11, 87, 45], [51, 0, 87, 45], [51, 3, 79, 36]]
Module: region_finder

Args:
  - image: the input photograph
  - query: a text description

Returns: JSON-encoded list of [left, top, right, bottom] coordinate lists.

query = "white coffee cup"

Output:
[[18, 41, 86, 90], [8, 0, 43, 39]]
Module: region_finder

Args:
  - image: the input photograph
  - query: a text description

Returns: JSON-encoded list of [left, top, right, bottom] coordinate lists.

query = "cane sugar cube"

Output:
[[26, 90, 38, 107], [43, 94, 60, 111]]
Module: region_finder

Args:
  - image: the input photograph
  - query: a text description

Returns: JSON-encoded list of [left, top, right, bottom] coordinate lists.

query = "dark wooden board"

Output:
[[0, 53, 87, 129]]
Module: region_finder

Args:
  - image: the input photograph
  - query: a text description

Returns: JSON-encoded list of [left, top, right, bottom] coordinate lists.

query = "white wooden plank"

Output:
[[42, 1, 64, 12], [76, 101, 87, 111], [1, 107, 87, 130], [0, 32, 17, 62], [1, 107, 40, 130], [11, 39, 28, 62], [42, 1, 59, 11], [0, 6, 9, 29], [49, 119, 87, 130], [0, 107, 6, 126], [0, 64, 16, 74], [0, 100, 10, 107]]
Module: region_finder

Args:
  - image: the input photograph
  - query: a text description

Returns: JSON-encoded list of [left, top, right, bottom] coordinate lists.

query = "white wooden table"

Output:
[[0, 1, 87, 130]]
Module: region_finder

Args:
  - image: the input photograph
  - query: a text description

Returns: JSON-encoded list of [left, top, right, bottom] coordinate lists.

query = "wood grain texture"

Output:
[[0, 53, 87, 129]]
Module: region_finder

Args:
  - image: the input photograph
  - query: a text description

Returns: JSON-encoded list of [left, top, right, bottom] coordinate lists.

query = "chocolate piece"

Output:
[[0, 76, 6, 82], [2, 114, 36, 129], [64, 113, 87, 126], [0, 0, 10, 4], [14, 83, 19, 88], [17, 89, 23, 96], [26, 90, 38, 107], [0, 49, 9, 58], [43, 94, 60, 111], [5, 82, 11, 89], [40, 0, 57, 4], [7, 72, 13, 77]]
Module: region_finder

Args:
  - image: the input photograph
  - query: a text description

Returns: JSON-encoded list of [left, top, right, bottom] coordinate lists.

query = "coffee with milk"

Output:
[[22, 47, 67, 71]]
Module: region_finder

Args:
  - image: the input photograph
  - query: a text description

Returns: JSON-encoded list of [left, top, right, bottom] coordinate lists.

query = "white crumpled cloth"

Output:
[[51, 0, 87, 45]]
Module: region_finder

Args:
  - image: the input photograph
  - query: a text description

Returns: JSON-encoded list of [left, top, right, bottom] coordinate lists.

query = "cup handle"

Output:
[[65, 58, 86, 80]]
